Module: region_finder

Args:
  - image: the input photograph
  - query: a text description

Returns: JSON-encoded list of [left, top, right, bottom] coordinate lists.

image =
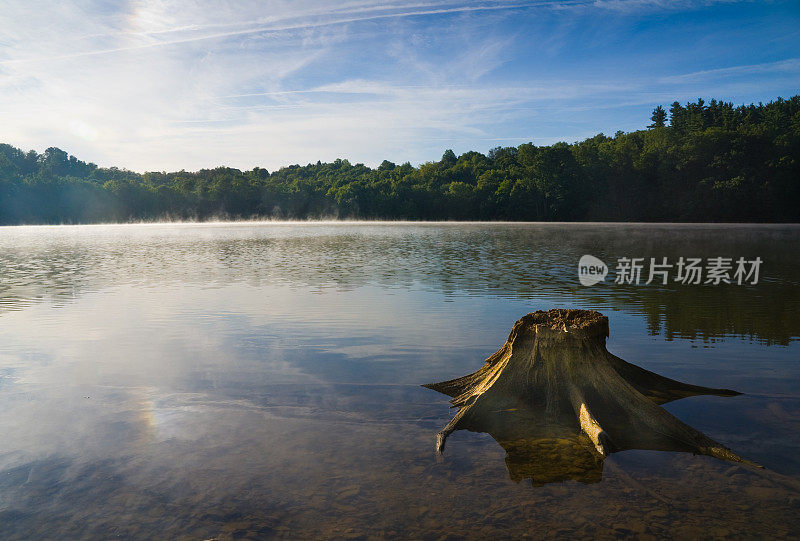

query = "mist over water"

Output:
[[0, 222, 798, 538]]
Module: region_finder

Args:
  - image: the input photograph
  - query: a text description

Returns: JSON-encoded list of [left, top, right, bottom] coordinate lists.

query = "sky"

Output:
[[1, 0, 798, 173]]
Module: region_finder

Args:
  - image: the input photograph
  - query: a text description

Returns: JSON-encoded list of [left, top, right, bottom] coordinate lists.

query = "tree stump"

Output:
[[424, 309, 757, 475]]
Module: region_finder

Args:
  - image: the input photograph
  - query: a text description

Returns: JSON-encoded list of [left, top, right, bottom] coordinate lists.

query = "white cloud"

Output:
[[661, 57, 800, 83], [0, 0, 795, 171], [0, 1, 553, 170], [589, 0, 742, 12]]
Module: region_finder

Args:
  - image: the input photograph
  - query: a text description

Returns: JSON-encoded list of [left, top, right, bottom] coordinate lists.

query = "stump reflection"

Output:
[[459, 396, 605, 486]]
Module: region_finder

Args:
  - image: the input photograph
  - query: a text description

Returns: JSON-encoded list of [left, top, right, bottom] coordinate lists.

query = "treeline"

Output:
[[1, 95, 798, 224]]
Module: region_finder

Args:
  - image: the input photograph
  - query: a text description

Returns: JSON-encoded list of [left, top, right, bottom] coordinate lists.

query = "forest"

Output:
[[1, 95, 798, 224]]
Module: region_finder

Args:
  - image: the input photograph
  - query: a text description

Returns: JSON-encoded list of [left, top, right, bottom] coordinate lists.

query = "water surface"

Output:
[[0, 222, 798, 539]]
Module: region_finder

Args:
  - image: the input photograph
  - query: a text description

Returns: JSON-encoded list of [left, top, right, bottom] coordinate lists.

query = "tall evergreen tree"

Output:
[[649, 105, 667, 128]]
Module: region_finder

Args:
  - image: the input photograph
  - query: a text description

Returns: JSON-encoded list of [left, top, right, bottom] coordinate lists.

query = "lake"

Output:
[[0, 222, 798, 539]]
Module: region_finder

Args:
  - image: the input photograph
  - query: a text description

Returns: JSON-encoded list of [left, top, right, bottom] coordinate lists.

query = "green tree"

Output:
[[440, 149, 457, 167], [649, 105, 667, 128]]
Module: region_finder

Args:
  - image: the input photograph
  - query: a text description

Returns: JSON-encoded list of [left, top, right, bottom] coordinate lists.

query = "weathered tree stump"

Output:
[[424, 309, 757, 472]]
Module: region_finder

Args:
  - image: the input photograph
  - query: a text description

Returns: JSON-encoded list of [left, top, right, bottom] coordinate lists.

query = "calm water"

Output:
[[0, 222, 799, 539]]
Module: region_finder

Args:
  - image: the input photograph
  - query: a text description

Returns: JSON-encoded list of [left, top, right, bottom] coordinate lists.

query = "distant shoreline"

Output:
[[2, 95, 798, 225], [2, 220, 799, 228]]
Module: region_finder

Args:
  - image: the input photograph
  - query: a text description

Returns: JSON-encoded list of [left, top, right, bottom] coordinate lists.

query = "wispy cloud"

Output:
[[0, 2, 563, 65], [0, 0, 797, 171], [589, 0, 744, 12], [4, 0, 735, 66], [661, 57, 800, 83]]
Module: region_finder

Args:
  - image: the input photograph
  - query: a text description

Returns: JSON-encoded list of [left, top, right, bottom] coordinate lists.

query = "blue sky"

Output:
[[1, 0, 798, 172]]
